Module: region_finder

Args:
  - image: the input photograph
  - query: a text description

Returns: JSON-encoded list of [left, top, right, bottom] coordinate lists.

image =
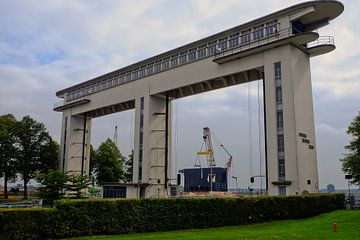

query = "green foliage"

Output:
[[124, 150, 134, 182], [0, 194, 344, 239], [37, 170, 68, 202], [0, 114, 17, 199], [14, 115, 60, 199], [0, 208, 62, 240], [91, 139, 125, 185], [341, 111, 360, 185], [66, 174, 92, 198]]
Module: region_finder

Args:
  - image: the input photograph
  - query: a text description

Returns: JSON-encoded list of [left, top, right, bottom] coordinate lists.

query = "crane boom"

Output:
[[203, 127, 216, 167], [220, 144, 233, 170]]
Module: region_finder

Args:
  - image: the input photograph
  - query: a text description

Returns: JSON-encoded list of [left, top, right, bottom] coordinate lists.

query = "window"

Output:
[[106, 79, 112, 88], [253, 24, 264, 40], [125, 72, 131, 81], [140, 97, 144, 110], [266, 20, 278, 36], [276, 110, 283, 129], [276, 86, 282, 104], [309, 145, 314, 149], [162, 58, 170, 69], [277, 134, 284, 152], [83, 87, 90, 95], [154, 61, 161, 72], [208, 41, 216, 55], [96, 83, 101, 91], [103, 186, 126, 198], [274, 62, 281, 80], [66, 93, 71, 102], [132, 70, 138, 79], [302, 138, 310, 144], [90, 85, 96, 93], [138, 166, 142, 181], [139, 67, 146, 77], [147, 64, 153, 74], [101, 81, 106, 90], [218, 37, 228, 50], [171, 55, 178, 67], [188, 48, 196, 61], [229, 33, 239, 47], [113, 78, 118, 86], [179, 51, 187, 64], [278, 158, 285, 179], [279, 186, 286, 196], [139, 131, 143, 147], [241, 29, 251, 44], [119, 75, 125, 84], [198, 44, 207, 58], [307, 180, 311, 185]]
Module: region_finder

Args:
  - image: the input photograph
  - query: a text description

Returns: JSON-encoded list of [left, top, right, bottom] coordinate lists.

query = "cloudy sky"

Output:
[[0, 0, 359, 190]]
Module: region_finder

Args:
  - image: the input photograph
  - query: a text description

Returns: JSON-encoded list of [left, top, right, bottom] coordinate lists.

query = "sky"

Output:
[[0, 0, 359, 190]]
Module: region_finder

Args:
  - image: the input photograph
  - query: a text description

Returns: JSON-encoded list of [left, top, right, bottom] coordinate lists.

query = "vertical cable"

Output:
[[248, 81, 253, 178], [257, 80, 263, 192]]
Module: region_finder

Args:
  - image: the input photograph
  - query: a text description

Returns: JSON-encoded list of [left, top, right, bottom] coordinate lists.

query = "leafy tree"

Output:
[[39, 139, 60, 174], [124, 150, 134, 182], [0, 114, 17, 199], [67, 174, 91, 198], [37, 169, 68, 203], [89, 144, 96, 174], [14, 115, 59, 199], [341, 112, 360, 186], [92, 138, 125, 185]]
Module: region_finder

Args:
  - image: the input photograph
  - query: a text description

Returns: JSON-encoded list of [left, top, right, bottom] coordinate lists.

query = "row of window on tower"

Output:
[[274, 62, 286, 193], [65, 20, 278, 103]]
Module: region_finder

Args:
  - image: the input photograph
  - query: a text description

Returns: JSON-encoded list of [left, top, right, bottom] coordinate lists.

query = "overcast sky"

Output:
[[0, 0, 359, 190]]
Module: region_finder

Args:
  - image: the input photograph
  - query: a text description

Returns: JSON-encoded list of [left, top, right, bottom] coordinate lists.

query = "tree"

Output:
[[0, 114, 17, 199], [124, 150, 134, 182], [341, 112, 360, 186], [92, 138, 125, 185], [14, 115, 59, 199], [37, 169, 68, 203], [67, 174, 91, 198]]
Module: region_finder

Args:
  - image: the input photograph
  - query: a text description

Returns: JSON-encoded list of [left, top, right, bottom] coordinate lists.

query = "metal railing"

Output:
[[306, 36, 335, 48], [214, 27, 295, 59], [54, 100, 64, 109]]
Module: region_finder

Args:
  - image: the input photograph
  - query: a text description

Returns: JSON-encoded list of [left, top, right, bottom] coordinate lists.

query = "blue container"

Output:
[[180, 167, 227, 192]]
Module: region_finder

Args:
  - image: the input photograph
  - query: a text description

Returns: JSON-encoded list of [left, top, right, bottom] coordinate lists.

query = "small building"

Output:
[[180, 167, 228, 192]]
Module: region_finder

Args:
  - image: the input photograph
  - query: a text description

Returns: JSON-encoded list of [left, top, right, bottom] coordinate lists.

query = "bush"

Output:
[[0, 193, 345, 239], [0, 208, 62, 240]]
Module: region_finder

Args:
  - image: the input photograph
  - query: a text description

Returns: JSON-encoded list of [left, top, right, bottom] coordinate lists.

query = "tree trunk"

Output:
[[23, 178, 28, 200], [4, 173, 8, 199]]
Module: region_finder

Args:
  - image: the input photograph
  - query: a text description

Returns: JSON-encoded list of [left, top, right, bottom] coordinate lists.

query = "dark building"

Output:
[[180, 167, 228, 192]]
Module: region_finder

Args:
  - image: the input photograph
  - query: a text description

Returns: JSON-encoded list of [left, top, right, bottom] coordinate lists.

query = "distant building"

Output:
[[180, 167, 228, 192], [327, 184, 336, 192]]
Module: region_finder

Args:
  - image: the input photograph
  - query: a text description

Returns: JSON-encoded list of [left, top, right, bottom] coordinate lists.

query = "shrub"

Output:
[[0, 193, 345, 240]]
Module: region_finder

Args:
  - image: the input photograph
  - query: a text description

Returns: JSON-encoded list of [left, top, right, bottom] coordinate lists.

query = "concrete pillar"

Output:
[[59, 111, 92, 176], [264, 45, 319, 195], [133, 94, 172, 198]]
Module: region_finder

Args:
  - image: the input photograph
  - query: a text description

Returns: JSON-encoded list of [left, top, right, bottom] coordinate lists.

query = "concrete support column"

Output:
[[264, 45, 319, 195], [59, 111, 92, 176], [138, 94, 172, 198]]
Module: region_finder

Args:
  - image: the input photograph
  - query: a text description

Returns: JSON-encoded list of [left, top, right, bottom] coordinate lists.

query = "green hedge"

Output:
[[0, 194, 345, 240]]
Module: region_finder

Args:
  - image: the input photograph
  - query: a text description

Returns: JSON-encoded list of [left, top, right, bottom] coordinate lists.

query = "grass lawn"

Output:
[[73, 210, 360, 240]]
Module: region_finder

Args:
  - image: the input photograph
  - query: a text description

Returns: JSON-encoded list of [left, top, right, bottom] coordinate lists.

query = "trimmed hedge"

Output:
[[0, 194, 345, 240]]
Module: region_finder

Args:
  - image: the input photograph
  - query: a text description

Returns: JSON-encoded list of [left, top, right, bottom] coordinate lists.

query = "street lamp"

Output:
[[231, 176, 238, 192]]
